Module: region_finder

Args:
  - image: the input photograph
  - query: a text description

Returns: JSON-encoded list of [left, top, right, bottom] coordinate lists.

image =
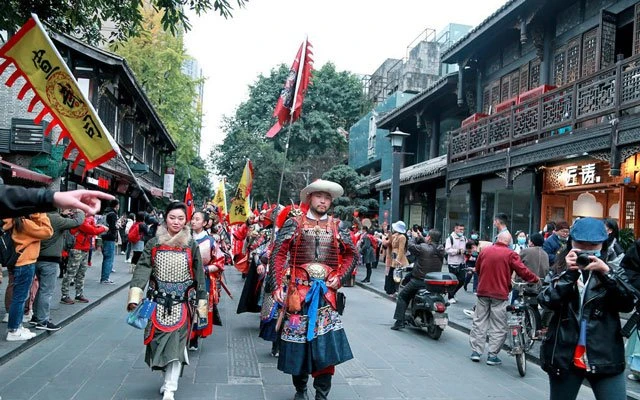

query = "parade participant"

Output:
[[127, 202, 207, 400], [469, 232, 539, 365], [268, 179, 357, 400], [232, 214, 256, 276], [237, 209, 274, 314], [188, 210, 224, 351], [538, 218, 634, 400]]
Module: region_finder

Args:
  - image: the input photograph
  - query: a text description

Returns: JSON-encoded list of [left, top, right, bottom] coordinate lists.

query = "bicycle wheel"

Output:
[[516, 331, 527, 376], [524, 305, 541, 349]]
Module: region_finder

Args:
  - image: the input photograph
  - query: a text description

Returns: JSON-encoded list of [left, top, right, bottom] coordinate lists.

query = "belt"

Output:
[[294, 278, 312, 286]]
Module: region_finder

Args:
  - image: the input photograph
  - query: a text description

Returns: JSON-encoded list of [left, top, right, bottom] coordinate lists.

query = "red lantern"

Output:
[[383, 210, 389, 218], [353, 210, 359, 218]]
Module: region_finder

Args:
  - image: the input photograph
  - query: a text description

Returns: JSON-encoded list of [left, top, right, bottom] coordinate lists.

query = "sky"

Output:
[[184, 0, 508, 159]]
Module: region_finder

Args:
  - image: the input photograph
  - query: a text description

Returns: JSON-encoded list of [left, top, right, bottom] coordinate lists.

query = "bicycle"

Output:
[[506, 281, 542, 377]]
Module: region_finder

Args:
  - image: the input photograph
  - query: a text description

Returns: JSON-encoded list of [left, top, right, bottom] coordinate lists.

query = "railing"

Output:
[[449, 53, 640, 163]]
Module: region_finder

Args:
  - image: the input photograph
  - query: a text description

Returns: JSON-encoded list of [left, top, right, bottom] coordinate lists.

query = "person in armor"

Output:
[[268, 179, 357, 400], [236, 207, 275, 314], [257, 206, 282, 356], [127, 202, 207, 400], [188, 210, 225, 351]]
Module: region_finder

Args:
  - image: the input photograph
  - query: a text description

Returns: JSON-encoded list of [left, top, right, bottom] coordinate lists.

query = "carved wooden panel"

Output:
[[490, 80, 501, 112], [600, 10, 617, 69], [554, 45, 566, 87], [509, 70, 520, 98], [566, 38, 581, 84], [483, 86, 491, 114], [581, 27, 599, 77], [529, 58, 541, 88], [501, 75, 511, 102], [520, 63, 530, 93]]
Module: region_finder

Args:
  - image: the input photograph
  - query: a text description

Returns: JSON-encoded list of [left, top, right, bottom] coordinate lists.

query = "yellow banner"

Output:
[[229, 160, 254, 225], [213, 179, 227, 215], [0, 16, 118, 171]]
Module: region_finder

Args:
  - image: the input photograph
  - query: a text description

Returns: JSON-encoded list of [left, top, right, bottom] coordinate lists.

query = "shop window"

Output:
[[626, 201, 636, 230], [98, 92, 117, 137], [480, 174, 534, 240]]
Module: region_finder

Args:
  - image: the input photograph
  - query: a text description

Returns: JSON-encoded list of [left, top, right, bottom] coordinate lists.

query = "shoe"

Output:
[[125, 258, 132, 263], [1, 314, 8, 323], [162, 391, 174, 400], [360, 279, 370, 283], [7, 328, 36, 341], [100, 280, 115, 285], [75, 295, 90, 303], [270, 350, 279, 357], [293, 390, 309, 400], [24, 310, 33, 322], [60, 297, 75, 305], [111, 269, 116, 273], [120, 251, 126, 255], [448, 298, 457, 304], [470, 351, 481, 362], [486, 354, 502, 366], [628, 373, 640, 381], [35, 321, 61, 331], [28, 318, 38, 326], [390, 321, 405, 331]]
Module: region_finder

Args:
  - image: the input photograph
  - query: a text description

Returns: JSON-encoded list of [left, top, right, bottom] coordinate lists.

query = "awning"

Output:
[[375, 155, 447, 190], [138, 179, 164, 198], [0, 160, 53, 185]]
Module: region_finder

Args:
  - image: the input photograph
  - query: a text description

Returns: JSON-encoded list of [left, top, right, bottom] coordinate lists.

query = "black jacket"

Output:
[[407, 238, 445, 280], [101, 207, 118, 241], [538, 266, 634, 377], [0, 185, 55, 218]]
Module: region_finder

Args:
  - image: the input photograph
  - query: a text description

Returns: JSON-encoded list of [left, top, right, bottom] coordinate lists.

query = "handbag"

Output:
[[126, 299, 156, 329], [336, 292, 346, 315]]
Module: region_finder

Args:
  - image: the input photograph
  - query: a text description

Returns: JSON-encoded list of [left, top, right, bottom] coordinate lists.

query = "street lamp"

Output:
[[387, 129, 410, 223]]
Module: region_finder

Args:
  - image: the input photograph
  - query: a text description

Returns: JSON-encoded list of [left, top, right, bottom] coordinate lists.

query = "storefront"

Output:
[[541, 155, 640, 232]]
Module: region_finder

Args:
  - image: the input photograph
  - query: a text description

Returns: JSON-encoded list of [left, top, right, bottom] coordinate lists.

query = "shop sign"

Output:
[[564, 163, 601, 187], [163, 168, 175, 194]]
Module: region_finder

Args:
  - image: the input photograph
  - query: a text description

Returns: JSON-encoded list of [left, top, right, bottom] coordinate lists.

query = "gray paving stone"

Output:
[[215, 383, 263, 400]]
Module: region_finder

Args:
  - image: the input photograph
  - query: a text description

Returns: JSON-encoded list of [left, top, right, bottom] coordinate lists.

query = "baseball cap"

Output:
[[570, 218, 608, 243]]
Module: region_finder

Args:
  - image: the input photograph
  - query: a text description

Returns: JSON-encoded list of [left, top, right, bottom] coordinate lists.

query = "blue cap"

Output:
[[570, 218, 608, 243]]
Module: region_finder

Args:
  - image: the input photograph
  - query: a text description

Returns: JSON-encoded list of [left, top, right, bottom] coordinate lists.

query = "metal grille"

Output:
[[581, 28, 599, 77]]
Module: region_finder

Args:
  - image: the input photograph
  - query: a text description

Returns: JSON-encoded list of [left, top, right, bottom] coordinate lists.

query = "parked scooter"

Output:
[[398, 266, 459, 340]]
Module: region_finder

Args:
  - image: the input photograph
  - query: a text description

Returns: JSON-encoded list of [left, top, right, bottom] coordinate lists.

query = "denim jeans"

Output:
[[549, 370, 626, 400], [33, 261, 60, 324], [101, 240, 116, 282], [8, 264, 36, 330]]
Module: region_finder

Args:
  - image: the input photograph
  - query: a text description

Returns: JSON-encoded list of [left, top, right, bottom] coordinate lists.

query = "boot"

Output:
[[162, 360, 181, 400], [313, 374, 332, 400], [292, 374, 309, 400], [390, 320, 405, 331]]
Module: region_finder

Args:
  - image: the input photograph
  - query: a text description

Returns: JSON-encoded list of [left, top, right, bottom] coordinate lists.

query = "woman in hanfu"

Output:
[[127, 202, 207, 400], [188, 210, 225, 351]]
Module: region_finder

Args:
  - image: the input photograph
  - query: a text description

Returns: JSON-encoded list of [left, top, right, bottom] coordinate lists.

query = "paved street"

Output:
[[0, 265, 600, 400]]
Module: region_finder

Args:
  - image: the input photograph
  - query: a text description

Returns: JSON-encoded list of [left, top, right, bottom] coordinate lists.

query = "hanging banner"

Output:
[[229, 160, 254, 225], [0, 15, 119, 172]]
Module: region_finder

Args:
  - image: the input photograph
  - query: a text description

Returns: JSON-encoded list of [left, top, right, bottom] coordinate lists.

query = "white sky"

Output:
[[184, 0, 508, 159]]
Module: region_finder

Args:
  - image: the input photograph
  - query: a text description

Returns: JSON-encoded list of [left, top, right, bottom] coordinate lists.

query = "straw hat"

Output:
[[300, 179, 344, 202]]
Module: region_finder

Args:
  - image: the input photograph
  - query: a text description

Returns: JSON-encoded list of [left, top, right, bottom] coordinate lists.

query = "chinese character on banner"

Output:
[[566, 166, 578, 186], [580, 163, 598, 185]]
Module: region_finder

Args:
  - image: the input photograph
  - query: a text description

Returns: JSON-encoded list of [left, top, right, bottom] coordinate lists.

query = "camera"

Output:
[[576, 252, 592, 268]]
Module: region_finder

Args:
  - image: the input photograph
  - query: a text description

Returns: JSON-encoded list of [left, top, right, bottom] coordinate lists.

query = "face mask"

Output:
[[456, 232, 464, 237], [471, 251, 479, 257], [558, 236, 568, 243], [517, 237, 526, 245], [471, 234, 478, 240], [578, 250, 602, 258]]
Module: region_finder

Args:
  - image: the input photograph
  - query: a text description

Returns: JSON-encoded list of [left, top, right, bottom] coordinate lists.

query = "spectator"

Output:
[[604, 218, 624, 263], [542, 221, 556, 240], [31, 208, 85, 331], [493, 213, 512, 246], [124, 212, 135, 262], [3, 214, 53, 341], [100, 200, 119, 284], [543, 220, 570, 266], [391, 229, 444, 330], [61, 216, 108, 304], [464, 240, 480, 293], [386, 221, 409, 296], [469, 231, 539, 365], [513, 231, 528, 254], [444, 223, 467, 303], [128, 212, 149, 272], [538, 218, 634, 400], [359, 228, 377, 283]]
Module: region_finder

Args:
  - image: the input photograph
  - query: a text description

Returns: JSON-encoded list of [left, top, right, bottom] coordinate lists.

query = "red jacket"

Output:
[[475, 242, 539, 300], [71, 216, 107, 252]]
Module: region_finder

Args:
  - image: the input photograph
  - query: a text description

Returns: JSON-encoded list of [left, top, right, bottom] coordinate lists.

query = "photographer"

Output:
[[538, 218, 634, 400]]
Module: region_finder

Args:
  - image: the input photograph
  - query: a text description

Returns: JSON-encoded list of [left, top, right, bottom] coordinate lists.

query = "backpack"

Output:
[[0, 227, 20, 271], [128, 222, 143, 243], [443, 235, 454, 264], [63, 229, 76, 251]]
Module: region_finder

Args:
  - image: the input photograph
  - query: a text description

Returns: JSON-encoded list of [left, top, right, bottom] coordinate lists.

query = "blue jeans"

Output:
[[8, 264, 36, 330], [33, 261, 59, 324], [549, 370, 626, 400], [101, 240, 116, 282]]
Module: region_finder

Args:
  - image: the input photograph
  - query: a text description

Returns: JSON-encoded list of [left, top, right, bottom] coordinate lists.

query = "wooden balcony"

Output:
[[448, 53, 640, 164]]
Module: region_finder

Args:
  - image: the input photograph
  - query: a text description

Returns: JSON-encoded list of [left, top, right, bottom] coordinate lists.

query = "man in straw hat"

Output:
[[267, 179, 357, 400]]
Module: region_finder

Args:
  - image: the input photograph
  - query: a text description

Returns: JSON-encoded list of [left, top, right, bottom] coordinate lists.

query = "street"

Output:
[[0, 267, 598, 400]]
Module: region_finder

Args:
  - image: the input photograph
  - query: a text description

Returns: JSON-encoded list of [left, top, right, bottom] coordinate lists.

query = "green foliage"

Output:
[[0, 0, 248, 45], [210, 62, 368, 203], [321, 164, 367, 197], [620, 228, 635, 252], [113, 7, 211, 204]]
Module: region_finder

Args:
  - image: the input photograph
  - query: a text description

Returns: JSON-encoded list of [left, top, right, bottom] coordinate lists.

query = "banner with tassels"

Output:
[[0, 15, 119, 173]]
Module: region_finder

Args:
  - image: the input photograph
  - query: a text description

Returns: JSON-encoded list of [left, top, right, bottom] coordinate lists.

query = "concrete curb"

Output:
[[0, 281, 129, 366], [354, 280, 640, 400]]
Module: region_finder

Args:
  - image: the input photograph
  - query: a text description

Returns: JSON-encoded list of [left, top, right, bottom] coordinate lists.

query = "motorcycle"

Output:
[[399, 266, 459, 340]]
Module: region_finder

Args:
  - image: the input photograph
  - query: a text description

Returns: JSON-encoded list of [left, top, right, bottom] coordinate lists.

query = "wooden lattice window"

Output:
[[482, 87, 491, 114], [554, 45, 566, 87], [519, 63, 530, 93], [566, 38, 581, 84], [635, 3, 640, 55], [490, 80, 500, 112], [581, 27, 599, 77], [529, 58, 541, 88], [500, 76, 511, 102], [509, 70, 520, 98], [600, 10, 617, 69]]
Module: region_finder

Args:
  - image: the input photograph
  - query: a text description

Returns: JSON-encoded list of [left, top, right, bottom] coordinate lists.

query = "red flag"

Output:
[[184, 181, 194, 222], [266, 38, 313, 138]]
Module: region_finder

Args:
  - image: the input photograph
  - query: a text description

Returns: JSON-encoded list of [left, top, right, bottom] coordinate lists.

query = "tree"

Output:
[[210, 62, 369, 203], [321, 164, 377, 221], [113, 6, 211, 204], [0, 0, 247, 45]]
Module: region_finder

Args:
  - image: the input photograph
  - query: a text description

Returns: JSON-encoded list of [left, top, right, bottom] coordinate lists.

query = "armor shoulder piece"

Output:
[[278, 217, 298, 241]]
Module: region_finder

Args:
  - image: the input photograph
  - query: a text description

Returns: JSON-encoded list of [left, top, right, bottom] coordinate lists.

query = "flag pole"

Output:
[[275, 37, 308, 208], [120, 152, 152, 205]]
